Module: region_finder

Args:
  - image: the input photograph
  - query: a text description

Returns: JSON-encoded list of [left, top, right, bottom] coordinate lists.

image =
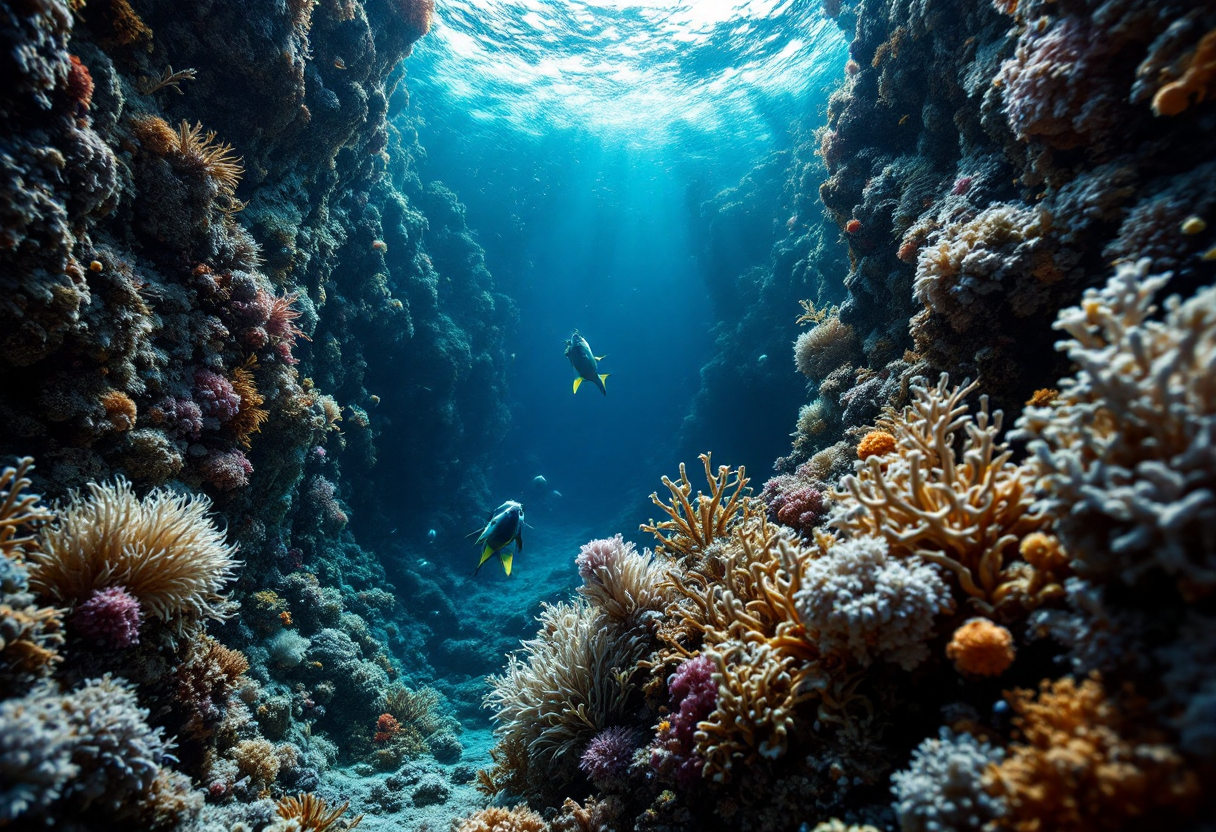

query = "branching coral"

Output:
[[984, 675, 1199, 831], [693, 641, 815, 780], [483, 600, 648, 797], [1013, 259, 1216, 598], [228, 356, 269, 448], [272, 792, 363, 832], [642, 453, 753, 561], [1, 458, 52, 561], [454, 805, 548, 832], [831, 375, 1053, 616], [173, 120, 244, 213], [29, 479, 239, 633]]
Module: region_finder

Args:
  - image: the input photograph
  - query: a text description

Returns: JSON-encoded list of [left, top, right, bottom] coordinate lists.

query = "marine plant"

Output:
[[28, 479, 239, 634]]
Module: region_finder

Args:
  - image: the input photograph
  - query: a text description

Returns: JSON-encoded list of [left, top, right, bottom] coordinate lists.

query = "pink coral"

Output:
[[759, 474, 825, 538], [198, 449, 253, 491], [575, 534, 635, 582], [652, 655, 718, 787], [73, 586, 143, 648], [149, 396, 204, 439], [193, 369, 240, 424]]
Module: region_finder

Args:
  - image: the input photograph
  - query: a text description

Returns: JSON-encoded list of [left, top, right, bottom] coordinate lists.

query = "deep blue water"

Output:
[[402, 0, 848, 537]]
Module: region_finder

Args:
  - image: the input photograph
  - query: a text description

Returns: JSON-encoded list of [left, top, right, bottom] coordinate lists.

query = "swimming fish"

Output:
[[532, 475, 547, 489], [473, 500, 524, 576], [565, 329, 609, 395], [427, 529, 437, 543]]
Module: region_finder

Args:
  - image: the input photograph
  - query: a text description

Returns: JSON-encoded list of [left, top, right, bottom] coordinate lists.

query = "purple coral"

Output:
[[759, 475, 825, 538], [306, 476, 348, 530], [193, 369, 240, 424], [575, 534, 635, 582], [149, 396, 203, 439], [580, 726, 639, 791], [198, 449, 253, 491], [652, 655, 718, 787], [73, 586, 143, 648]]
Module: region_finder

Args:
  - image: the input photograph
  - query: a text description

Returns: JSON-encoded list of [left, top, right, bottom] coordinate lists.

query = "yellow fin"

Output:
[[595, 354, 607, 361], [599, 374, 609, 389], [573, 377, 583, 394], [478, 546, 496, 568], [500, 550, 513, 576]]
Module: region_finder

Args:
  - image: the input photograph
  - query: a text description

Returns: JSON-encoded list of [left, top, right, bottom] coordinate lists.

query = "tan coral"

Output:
[[1, 458, 53, 561], [453, 805, 548, 832], [831, 374, 1053, 616], [273, 792, 363, 832], [29, 479, 239, 633], [641, 453, 753, 561], [1152, 28, 1216, 116], [984, 675, 1200, 831]]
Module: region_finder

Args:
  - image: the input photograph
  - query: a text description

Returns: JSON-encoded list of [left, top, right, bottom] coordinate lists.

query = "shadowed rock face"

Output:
[[0, 0, 508, 802]]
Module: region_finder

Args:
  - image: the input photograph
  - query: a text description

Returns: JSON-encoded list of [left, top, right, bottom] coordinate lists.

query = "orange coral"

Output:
[[1153, 28, 1216, 116], [857, 430, 896, 460], [374, 713, 401, 743], [1026, 388, 1058, 406], [946, 618, 1014, 676], [397, 0, 435, 43], [1018, 532, 1068, 573], [102, 0, 153, 48], [985, 675, 1200, 831], [228, 357, 269, 448], [131, 115, 179, 156], [101, 389, 137, 431]]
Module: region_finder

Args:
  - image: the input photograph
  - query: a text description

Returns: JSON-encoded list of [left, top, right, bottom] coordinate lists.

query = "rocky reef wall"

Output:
[[1, 0, 508, 826]]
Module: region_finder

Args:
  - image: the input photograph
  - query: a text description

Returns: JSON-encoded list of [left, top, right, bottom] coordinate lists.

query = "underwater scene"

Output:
[[2, 0, 1215, 829]]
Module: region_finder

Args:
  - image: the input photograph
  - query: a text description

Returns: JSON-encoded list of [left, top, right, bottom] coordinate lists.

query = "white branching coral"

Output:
[[890, 727, 1006, 832], [28, 479, 239, 633], [830, 375, 1052, 615], [795, 536, 953, 670], [483, 600, 648, 796], [1014, 259, 1216, 597], [575, 534, 667, 625]]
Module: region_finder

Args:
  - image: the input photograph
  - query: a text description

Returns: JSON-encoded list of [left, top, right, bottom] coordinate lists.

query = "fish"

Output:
[[473, 500, 524, 576], [427, 529, 437, 543], [564, 329, 609, 395], [533, 475, 547, 489]]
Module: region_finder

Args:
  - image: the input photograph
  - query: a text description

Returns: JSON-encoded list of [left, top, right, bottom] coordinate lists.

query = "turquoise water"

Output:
[[403, 0, 849, 529]]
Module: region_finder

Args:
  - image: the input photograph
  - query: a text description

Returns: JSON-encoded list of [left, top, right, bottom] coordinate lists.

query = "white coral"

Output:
[[795, 536, 953, 670], [891, 727, 1005, 832], [1013, 258, 1216, 595]]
